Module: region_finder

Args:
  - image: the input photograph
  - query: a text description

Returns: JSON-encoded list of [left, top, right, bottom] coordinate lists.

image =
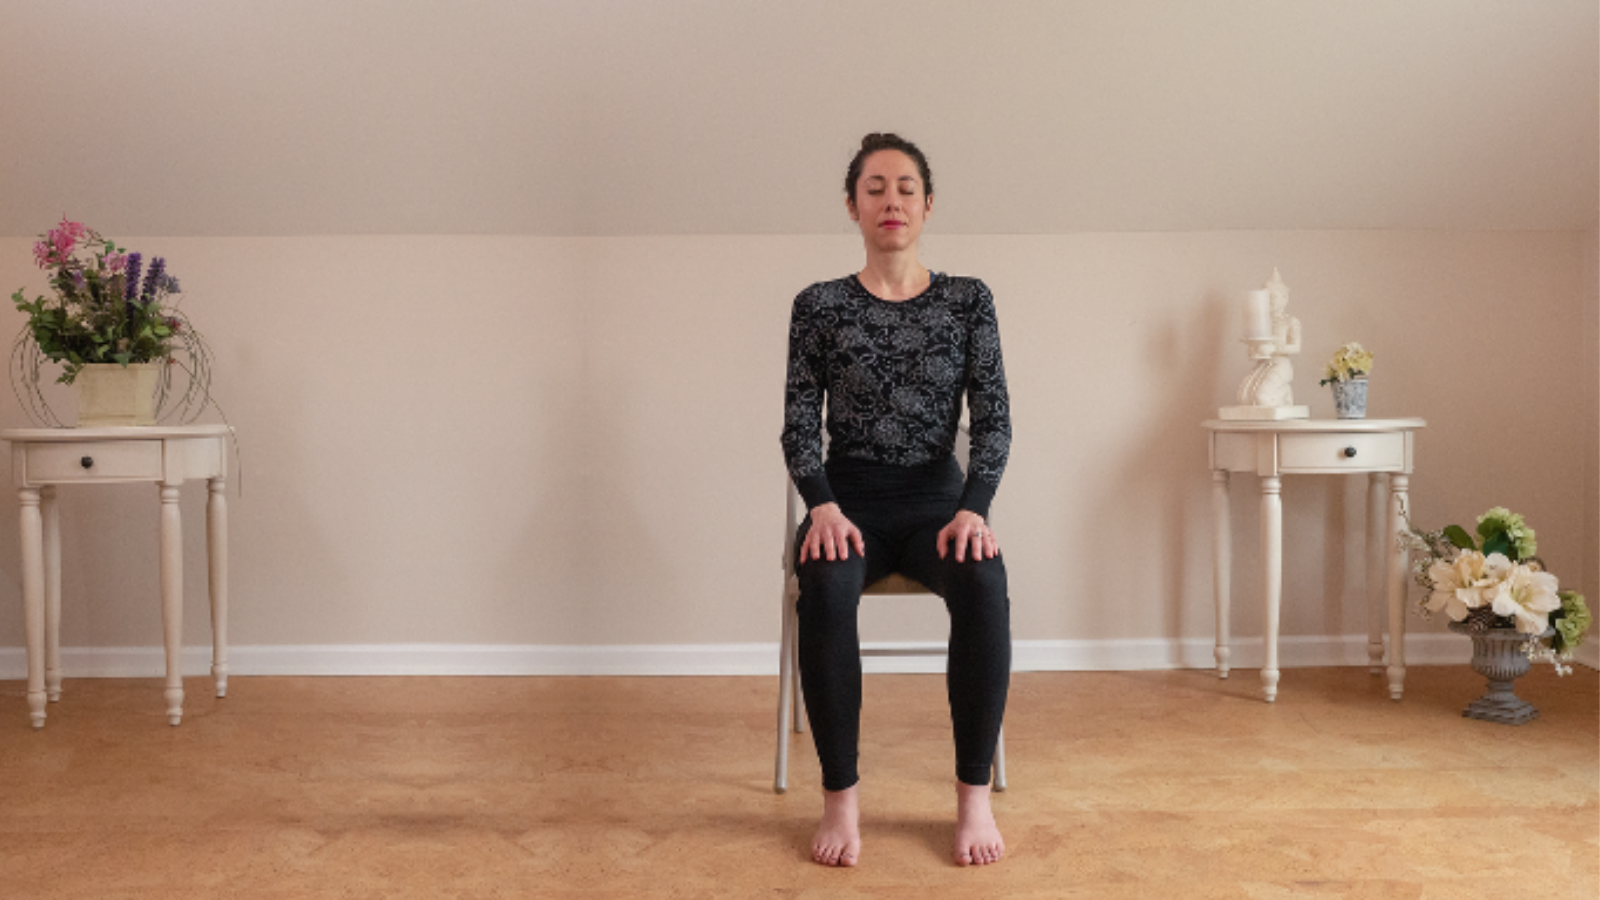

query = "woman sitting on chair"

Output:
[[781, 133, 1013, 868]]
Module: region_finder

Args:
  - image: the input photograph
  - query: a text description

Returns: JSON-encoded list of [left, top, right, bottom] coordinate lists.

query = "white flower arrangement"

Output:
[[1424, 550, 1560, 636], [1401, 506, 1590, 675], [1319, 341, 1373, 386]]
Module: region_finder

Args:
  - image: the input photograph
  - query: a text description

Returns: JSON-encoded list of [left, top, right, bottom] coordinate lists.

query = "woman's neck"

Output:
[[857, 253, 930, 302]]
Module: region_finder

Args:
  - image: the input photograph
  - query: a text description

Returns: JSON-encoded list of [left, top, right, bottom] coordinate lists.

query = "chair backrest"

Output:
[[784, 410, 973, 592]]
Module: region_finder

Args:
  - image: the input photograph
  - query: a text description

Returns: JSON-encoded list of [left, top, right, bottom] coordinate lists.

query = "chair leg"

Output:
[[789, 595, 807, 734], [775, 584, 799, 794], [993, 726, 1007, 792], [776, 601, 792, 794]]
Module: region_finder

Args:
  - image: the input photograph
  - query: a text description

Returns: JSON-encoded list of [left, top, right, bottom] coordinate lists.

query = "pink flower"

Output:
[[33, 217, 89, 269], [105, 253, 128, 273]]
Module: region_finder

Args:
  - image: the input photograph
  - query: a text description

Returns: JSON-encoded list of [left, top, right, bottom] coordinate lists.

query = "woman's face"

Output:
[[848, 150, 932, 253]]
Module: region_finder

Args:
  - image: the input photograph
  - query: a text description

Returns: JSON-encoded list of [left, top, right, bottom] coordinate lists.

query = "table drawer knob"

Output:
[[1343, 447, 1357, 458], [80, 456, 94, 469]]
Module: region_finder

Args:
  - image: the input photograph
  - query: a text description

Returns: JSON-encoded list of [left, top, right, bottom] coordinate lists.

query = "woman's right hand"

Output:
[[800, 502, 865, 564]]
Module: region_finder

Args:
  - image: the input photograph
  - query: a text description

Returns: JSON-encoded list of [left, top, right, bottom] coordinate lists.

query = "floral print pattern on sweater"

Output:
[[781, 273, 1011, 517]]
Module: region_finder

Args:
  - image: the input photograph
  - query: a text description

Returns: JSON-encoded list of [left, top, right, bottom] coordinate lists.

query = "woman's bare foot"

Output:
[[954, 782, 1004, 866], [812, 785, 861, 866]]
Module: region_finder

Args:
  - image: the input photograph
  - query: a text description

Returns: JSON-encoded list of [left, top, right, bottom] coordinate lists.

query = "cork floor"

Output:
[[0, 666, 1595, 899]]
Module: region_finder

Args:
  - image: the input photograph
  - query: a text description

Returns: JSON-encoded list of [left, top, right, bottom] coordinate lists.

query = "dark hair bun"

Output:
[[845, 133, 934, 200]]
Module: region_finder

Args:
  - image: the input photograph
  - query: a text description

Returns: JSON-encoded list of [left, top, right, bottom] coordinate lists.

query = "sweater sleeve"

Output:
[[780, 288, 835, 509], [958, 280, 1012, 519]]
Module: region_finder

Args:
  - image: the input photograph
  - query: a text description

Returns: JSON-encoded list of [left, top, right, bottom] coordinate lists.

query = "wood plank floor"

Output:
[[0, 666, 1595, 899]]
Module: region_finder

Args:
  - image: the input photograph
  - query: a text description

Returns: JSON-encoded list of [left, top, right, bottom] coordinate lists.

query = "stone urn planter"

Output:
[[1448, 620, 1552, 725]]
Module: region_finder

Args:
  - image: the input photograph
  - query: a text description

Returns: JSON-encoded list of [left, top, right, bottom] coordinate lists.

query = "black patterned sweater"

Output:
[[781, 273, 1012, 519]]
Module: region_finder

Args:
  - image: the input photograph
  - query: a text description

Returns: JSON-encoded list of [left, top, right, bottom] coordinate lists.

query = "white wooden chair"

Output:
[[774, 423, 1007, 794]]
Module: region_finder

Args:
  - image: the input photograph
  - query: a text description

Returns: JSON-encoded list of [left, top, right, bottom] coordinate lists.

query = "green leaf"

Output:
[[1482, 534, 1514, 560], [112, 352, 132, 366], [1442, 526, 1476, 551]]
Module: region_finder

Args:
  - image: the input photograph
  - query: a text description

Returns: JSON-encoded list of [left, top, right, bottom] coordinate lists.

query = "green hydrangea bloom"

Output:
[[1554, 592, 1590, 653], [1477, 507, 1537, 559]]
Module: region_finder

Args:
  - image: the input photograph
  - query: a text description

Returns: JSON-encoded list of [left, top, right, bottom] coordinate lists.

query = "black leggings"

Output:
[[794, 456, 1011, 791]]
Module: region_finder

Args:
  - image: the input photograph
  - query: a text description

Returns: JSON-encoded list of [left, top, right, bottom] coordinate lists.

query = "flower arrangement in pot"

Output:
[[10, 218, 215, 426], [1319, 341, 1372, 419], [1400, 506, 1591, 723]]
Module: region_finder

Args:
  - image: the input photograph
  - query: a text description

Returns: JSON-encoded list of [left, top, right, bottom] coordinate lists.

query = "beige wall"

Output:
[[1586, 228, 1599, 628], [1, 1, 1594, 236], [0, 1, 1594, 671], [0, 231, 1591, 667]]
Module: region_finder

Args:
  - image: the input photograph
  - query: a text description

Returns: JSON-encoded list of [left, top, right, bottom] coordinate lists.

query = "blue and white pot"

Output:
[[1330, 377, 1368, 419]]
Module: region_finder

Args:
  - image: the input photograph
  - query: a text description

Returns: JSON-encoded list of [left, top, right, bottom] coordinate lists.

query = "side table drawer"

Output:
[[19, 440, 163, 482], [1279, 432, 1406, 472]]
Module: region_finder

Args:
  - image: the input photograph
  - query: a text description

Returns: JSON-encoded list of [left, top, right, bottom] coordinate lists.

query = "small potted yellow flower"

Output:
[[1319, 342, 1373, 419]]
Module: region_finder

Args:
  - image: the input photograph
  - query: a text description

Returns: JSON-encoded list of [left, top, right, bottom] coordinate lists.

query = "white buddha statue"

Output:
[[1238, 269, 1301, 407]]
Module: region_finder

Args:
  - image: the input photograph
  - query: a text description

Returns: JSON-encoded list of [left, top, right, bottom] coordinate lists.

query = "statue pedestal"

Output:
[[1219, 405, 1309, 421]]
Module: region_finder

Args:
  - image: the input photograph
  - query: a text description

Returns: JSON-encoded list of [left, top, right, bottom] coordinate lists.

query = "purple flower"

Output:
[[141, 257, 165, 304], [124, 253, 143, 301]]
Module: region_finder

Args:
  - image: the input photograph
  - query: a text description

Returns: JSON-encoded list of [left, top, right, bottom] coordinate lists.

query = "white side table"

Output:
[[2, 425, 229, 728], [1203, 418, 1425, 702]]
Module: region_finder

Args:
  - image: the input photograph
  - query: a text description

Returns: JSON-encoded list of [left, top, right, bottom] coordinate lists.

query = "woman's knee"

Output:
[[944, 555, 1008, 599], [797, 555, 867, 617], [941, 556, 1010, 626]]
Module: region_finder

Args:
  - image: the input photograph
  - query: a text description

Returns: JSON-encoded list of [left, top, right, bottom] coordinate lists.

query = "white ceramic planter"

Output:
[[75, 363, 159, 427]]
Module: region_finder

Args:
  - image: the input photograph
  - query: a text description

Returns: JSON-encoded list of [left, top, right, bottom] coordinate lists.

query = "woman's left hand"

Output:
[[937, 510, 998, 563]]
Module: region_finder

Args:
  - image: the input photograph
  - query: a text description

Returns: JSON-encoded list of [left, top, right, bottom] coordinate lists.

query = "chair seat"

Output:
[[863, 573, 927, 595]]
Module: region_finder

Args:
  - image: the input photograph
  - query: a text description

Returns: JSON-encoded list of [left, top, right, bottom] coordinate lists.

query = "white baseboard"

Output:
[[1571, 639, 1600, 671], [5, 633, 1585, 679]]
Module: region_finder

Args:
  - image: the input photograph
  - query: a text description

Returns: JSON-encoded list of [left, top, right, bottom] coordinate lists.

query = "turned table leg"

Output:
[[1260, 476, 1282, 702], [42, 486, 62, 702], [208, 476, 229, 698], [1366, 473, 1388, 674], [20, 487, 46, 728], [159, 483, 185, 725], [1386, 474, 1410, 700], [1211, 470, 1231, 678]]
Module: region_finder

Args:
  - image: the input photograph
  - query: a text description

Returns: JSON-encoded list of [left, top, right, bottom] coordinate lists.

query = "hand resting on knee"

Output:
[[800, 502, 865, 563], [936, 510, 998, 563]]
